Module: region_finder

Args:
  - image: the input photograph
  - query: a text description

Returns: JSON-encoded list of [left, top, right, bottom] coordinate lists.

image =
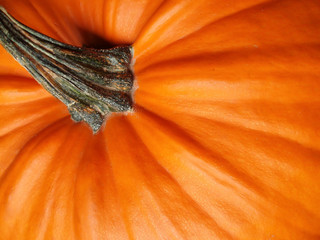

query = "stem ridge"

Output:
[[0, 6, 134, 133]]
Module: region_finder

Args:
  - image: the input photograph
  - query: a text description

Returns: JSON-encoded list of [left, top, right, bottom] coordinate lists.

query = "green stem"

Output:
[[0, 6, 134, 133]]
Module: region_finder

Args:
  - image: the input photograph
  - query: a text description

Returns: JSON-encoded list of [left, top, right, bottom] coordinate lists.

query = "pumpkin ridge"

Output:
[[132, 0, 166, 44], [27, 0, 70, 43], [0, 116, 71, 188], [108, 117, 234, 239], [133, 0, 274, 59], [1, 0, 320, 239], [130, 107, 264, 196]]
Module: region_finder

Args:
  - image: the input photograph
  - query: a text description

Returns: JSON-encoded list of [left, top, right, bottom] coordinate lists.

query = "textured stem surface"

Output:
[[0, 6, 134, 133]]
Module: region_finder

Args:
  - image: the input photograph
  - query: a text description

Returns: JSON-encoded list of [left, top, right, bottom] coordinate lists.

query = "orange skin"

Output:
[[0, 0, 320, 239]]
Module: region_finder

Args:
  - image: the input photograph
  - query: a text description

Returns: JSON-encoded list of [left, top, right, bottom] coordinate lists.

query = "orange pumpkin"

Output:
[[0, 0, 320, 239]]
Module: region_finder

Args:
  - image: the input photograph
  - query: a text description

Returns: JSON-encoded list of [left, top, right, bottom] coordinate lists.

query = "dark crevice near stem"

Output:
[[77, 27, 116, 49], [0, 6, 134, 133]]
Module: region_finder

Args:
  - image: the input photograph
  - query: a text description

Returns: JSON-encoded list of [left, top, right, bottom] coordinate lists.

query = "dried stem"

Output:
[[0, 6, 134, 133]]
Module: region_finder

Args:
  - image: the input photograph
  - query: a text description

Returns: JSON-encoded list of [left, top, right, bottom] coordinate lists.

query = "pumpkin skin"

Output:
[[0, 0, 320, 239]]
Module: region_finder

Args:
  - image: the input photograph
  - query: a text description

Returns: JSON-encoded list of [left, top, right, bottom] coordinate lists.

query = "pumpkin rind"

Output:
[[0, 0, 320, 239]]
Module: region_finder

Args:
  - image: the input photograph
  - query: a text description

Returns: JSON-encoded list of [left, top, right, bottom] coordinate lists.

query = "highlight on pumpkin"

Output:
[[0, 0, 320, 240]]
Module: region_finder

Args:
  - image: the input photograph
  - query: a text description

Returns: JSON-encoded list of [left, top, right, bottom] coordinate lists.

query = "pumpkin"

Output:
[[0, 0, 320, 239]]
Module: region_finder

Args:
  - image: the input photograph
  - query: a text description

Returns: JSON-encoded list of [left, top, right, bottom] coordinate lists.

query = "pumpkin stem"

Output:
[[0, 6, 134, 133]]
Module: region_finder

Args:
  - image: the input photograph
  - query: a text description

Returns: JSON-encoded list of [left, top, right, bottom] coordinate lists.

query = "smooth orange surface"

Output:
[[0, 0, 320, 239]]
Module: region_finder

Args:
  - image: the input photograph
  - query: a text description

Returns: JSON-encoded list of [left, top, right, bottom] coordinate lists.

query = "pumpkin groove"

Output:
[[0, 0, 320, 239]]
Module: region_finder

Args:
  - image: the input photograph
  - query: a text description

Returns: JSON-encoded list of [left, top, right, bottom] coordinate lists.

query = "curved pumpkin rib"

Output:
[[127, 0, 166, 43], [161, 111, 320, 208], [0, 115, 70, 181], [134, 0, 270, 59], [27, 0, 82, 45], [136, 43, 320, 77], [0, 46, 28, 76], [129, 108, 265, 193], [0, 1, 65, 43], [105, 119, 188, 240], [0, 117, 73, 188], [137, 92, 320, 150], [192, 119, 320, 236], [179, 116, 320, 228], [0, 0, 319, 239], [104, 116, 232, 240], [73, 133, 129, 240], [137, 71, 320, 151], [128, 109, 262, 237], [21, 0, 166, 46], [0, 75, 51, 105], [0, 98, 68, 136], [30, 124, 92, 240], [135, 0, 320, 70], [27, 0, 73, 44], [0, 121, 88, 240], [135, 43, 320, 150], [136, 45, 320, 98], [101, 0, 165, 44], [128, 108, 320, 239], [105, 116, 186, 240]]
